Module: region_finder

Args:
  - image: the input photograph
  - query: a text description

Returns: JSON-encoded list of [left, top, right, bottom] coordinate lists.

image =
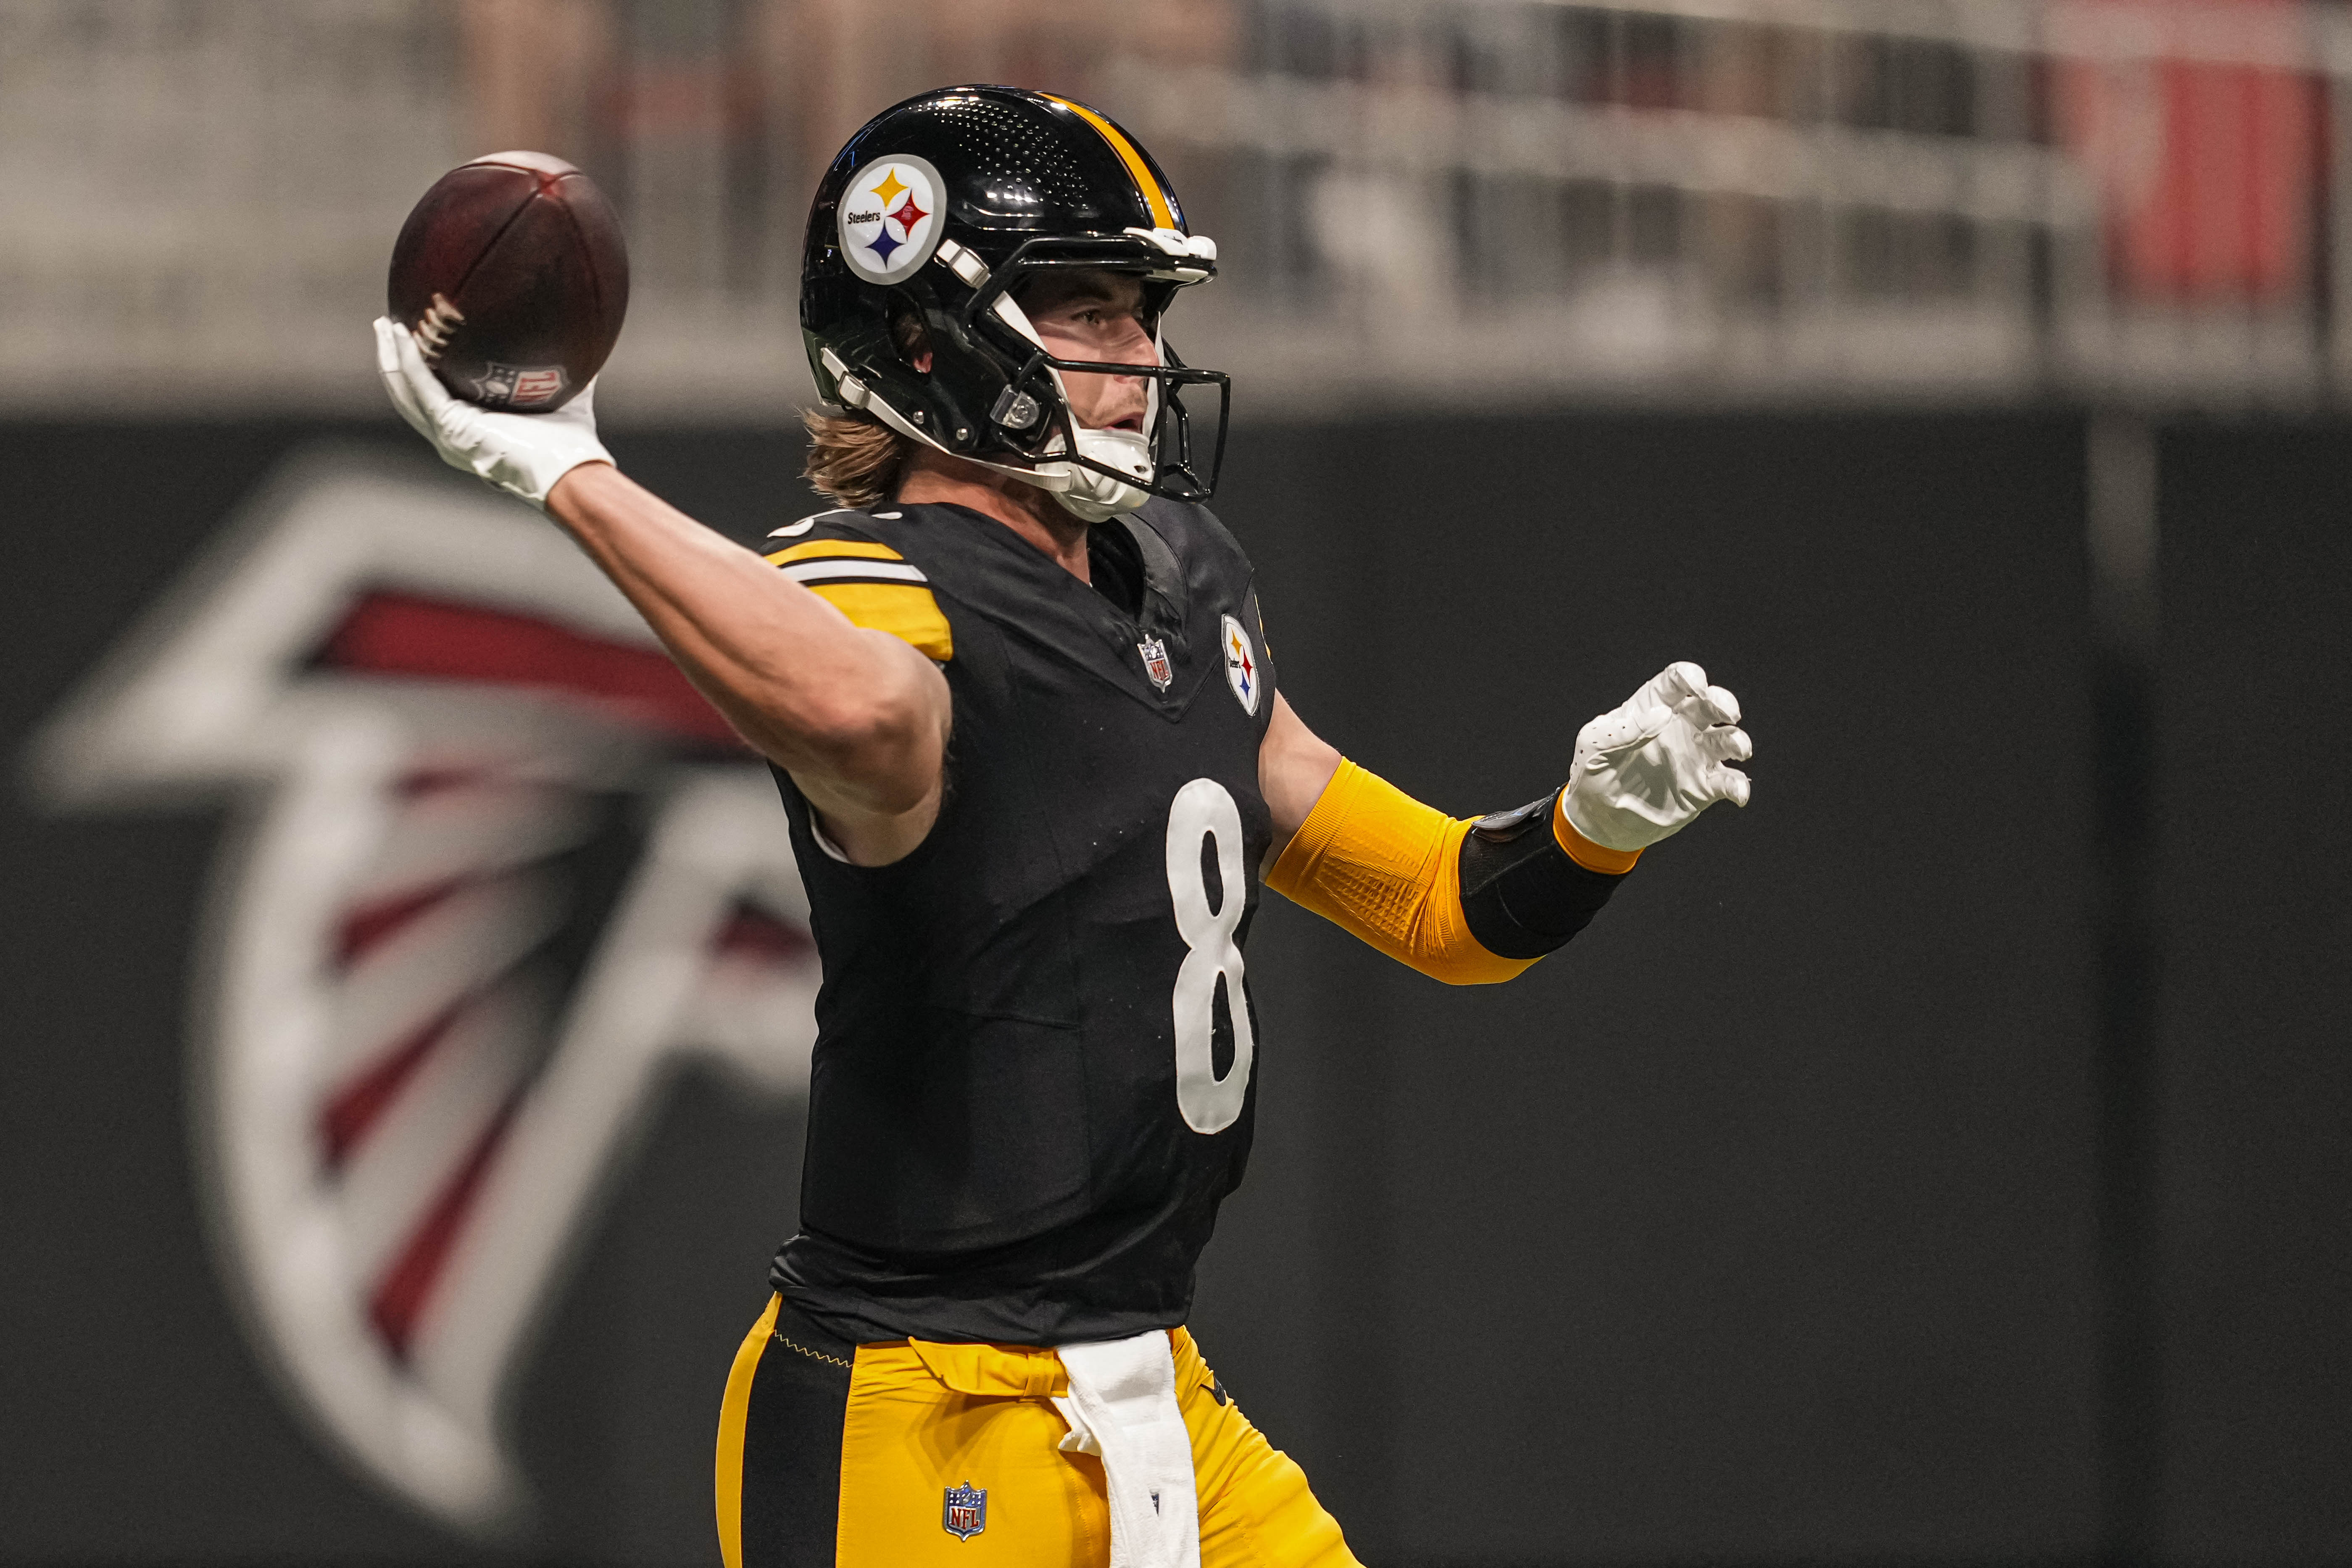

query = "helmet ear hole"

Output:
[[888, 298, 932, 372]]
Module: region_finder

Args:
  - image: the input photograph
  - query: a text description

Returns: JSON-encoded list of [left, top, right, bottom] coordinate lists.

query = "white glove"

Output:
[[371, 316, 612, 509], [1563, 661, 1752, 854]]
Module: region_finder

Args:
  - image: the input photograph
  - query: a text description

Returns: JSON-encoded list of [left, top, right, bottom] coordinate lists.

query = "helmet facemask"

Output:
[[959, 237, 1227, 520]]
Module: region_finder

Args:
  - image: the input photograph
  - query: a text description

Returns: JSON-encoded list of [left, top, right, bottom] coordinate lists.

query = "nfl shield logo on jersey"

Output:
[[1137, 635, 1173, 692], [943, 1480, 988, 1540], [1219, 614, 1260, 716]]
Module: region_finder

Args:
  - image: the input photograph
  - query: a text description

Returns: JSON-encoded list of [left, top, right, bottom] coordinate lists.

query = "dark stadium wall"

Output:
[[0, 413, 2344, 1567], [2149, 426, 2352, 1562], [1213, 412, 2107, 1563]]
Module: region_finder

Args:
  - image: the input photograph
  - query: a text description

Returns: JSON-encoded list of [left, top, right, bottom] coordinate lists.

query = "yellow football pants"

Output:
[[717, 1294, 1362, 1567]]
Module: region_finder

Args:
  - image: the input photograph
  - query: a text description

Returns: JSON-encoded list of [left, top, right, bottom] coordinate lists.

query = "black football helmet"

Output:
[[801, 85, 1227, 521]]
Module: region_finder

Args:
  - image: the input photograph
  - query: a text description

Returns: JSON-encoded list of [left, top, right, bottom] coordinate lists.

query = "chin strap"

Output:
[[818, 343, 1151, 521], [1036, 423, 1153, 522]]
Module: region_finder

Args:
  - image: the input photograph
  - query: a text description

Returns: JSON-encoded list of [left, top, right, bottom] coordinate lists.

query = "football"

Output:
[[387, 151, 628, 414]]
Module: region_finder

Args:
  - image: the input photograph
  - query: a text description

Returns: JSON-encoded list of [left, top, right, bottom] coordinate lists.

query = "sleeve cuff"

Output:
[[1553, 792, 1642, 875]]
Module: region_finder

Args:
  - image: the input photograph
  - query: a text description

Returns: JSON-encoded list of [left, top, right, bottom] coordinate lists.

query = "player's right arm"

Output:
[[373, 318, 947, 865], [547, 464, 948, 862]]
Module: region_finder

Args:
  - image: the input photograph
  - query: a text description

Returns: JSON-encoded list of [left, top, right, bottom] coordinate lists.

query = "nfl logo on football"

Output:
[[942, 1480, 988, 1541], [474, 361, 567, 408]]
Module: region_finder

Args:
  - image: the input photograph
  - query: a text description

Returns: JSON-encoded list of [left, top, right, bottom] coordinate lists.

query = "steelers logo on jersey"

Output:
[[1220, 613, 1261, 716], [838, 156, 945, 285]]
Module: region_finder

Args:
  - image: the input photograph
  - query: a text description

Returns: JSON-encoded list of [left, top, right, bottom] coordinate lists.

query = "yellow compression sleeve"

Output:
[[1265, 759, 1531, 985]]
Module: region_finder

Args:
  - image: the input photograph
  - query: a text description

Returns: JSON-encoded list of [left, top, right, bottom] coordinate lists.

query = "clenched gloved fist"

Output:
[[372, 316, 612, 509], [1562, 661, 1752, 854]]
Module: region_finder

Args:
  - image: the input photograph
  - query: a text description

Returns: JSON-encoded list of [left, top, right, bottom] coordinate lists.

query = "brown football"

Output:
[[387, 151, 628, 413]]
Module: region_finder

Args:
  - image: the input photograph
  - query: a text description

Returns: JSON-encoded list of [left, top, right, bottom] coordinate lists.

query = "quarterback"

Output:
[[374, 86, 1749, 1568]]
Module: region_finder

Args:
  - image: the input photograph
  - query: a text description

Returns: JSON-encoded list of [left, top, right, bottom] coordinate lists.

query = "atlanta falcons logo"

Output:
[[30, 446, 818, 1536]]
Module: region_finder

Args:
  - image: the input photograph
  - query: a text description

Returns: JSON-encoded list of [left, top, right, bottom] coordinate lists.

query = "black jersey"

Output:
[[763, 498, 1279, 1346]]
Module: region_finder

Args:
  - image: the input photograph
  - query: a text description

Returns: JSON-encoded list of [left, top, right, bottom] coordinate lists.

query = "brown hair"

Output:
[[801, 303, 929, 510], [801, 407, 911, 511]]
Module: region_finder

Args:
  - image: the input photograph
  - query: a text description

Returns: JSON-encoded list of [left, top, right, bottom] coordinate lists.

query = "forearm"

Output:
[[1265, 759, 1628, 984], [545, 464, 943, 812]]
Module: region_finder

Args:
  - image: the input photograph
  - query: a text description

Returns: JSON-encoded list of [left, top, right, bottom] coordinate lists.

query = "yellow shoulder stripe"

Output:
[[808, 581, 953, 663], [1042, 94, 1176, 230], [765, 538, 904, 567]]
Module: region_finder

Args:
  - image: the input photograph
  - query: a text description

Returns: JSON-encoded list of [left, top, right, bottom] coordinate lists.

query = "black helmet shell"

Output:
[[800, 85, 1226, 503]]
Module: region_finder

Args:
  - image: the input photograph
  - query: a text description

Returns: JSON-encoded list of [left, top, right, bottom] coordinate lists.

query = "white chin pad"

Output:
[[1077, 426, 1151, 483], [1030, 427, 1153, 522]]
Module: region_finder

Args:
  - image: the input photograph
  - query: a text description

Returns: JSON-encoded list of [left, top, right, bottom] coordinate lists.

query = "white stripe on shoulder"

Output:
[[781, 559, 930, 585], [768, 509, 853, 539]]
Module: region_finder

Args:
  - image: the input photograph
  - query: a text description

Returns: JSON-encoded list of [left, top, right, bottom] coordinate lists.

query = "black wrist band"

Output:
[[1458, 790, 1627, 961]]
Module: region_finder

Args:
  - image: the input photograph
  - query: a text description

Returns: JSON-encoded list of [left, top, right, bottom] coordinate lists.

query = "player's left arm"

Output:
[[1258, 664, 1751, 984]]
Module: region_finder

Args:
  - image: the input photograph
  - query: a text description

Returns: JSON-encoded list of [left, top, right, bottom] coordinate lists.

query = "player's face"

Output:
[[1019, 270, 1155, 435]]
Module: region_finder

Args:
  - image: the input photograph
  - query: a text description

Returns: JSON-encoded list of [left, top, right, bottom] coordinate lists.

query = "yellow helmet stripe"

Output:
[[1042, 95, 1176, 231]]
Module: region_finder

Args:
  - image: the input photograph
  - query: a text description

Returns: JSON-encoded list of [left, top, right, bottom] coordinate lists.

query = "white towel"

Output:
[[1053, 1330, 1201, 1568]]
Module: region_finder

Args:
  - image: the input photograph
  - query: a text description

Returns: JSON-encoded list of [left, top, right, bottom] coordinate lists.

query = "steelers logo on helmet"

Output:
[[838, 155, 945, 285]]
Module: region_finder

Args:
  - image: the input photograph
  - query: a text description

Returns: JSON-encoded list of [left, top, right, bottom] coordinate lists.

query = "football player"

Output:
[[374, 85, 1749, 1568]]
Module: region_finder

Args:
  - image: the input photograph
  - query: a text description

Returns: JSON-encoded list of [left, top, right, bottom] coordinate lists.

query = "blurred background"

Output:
[[1, 1, 2347, 1565]]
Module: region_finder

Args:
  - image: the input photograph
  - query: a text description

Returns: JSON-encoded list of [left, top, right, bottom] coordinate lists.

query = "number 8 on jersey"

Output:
[[1166, 778, 1254, 1133]]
